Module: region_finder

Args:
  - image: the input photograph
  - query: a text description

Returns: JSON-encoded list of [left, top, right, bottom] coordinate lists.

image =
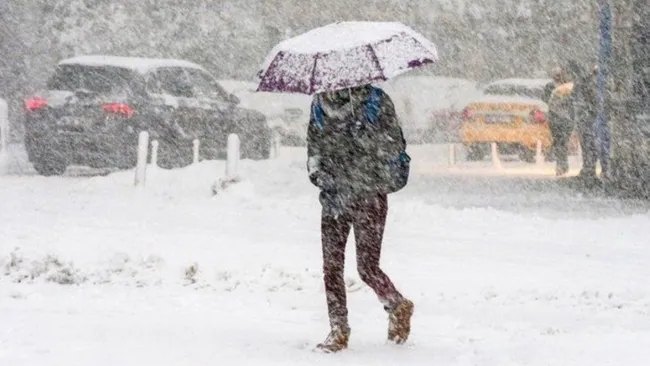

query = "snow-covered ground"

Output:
[[1, 143, 649, 365]]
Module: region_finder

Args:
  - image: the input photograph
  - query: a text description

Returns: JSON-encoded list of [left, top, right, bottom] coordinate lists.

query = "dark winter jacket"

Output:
[[306, 85, 405, 215], [547, 81, 576, 127], [542, 81, 556, 105], [571, 74, 598, 126], [566, 61, 596, 121]]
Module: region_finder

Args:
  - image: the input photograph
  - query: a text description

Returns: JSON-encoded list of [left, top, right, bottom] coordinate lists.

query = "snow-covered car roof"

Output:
[[217, 79, 311, 119], [467, 95, 548, 111], [58, 55, 205, 74], [381, 75, 481, 110], [485, 78, 552, 89], [217, 79, 259, 95]]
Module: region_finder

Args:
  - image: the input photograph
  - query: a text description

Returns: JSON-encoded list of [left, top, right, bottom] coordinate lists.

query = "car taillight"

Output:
[[531, 109, 546, 124], [24, 97, 48, 112], [462, 107, 473, 119], [101, 103, 134, 118]]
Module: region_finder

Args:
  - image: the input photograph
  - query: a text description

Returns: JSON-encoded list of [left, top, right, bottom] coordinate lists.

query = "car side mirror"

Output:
[[228, 94, 240, 105]]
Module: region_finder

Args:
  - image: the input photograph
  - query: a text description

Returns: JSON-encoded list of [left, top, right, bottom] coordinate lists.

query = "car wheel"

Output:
[[33, 157, 67, 176]]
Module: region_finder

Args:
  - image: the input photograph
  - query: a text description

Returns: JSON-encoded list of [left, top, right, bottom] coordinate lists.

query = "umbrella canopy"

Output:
[[256, 21, 439, 95]]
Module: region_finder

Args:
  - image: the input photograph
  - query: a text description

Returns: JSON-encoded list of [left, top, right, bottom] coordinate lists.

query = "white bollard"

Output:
[[0, 98, 8, 157], [150, 140, 159, 168], [535, 140, 544, 166], [491, 142, 502, 170], [134, 131, 149, 187], [192, 139, 200, 164], [272, 132, 281, 159], [212, 133, 241, 196], [448, 143, 456, 166], [225, 133, 240, 180], [577, 141, 583, 161]]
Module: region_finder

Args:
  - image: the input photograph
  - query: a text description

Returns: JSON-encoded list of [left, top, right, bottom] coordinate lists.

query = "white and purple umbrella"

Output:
[[256, 21, 439, 95]]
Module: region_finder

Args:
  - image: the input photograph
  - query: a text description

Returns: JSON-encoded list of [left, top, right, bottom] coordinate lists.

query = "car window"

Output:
[[185, 69, 230, 102], [47, 65, 133, 95], [483, 84, 544, 100], [152, 67, 194, 98]]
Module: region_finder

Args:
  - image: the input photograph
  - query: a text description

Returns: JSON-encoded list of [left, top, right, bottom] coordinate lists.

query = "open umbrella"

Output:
[[256, 21, 439, 95]]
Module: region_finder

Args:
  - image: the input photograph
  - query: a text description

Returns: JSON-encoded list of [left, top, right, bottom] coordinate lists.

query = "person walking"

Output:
[[306, 84, 413, 353]]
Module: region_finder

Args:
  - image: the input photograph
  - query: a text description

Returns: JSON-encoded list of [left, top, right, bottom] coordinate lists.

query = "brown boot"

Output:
[[388, 299, 414, 344], [316, 325, 350, 353]]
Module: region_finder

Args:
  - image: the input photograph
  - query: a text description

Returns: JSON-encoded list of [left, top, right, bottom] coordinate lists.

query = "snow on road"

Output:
[[1, 145, 649, 365]]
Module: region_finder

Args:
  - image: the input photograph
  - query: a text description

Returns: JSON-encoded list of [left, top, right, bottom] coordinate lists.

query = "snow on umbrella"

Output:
[[256, 21, 439, 95]]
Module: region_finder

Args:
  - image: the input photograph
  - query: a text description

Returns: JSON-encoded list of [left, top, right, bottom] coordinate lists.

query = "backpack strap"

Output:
[[364, 87, 383, 125], [311, 99, 325, 131], [311, 87, 383, 132]]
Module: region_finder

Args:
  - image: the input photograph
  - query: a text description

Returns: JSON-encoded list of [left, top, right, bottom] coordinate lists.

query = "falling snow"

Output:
[[1, 1, 649, 365]]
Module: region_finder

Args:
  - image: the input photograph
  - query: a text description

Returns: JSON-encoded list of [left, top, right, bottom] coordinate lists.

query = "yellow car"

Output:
[[460, 78, 559, 162]]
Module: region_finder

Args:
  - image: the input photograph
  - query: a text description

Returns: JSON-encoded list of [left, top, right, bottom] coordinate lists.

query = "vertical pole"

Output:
[[273, 132, 281, 159], [535, 140, 544, 166], [491, 142, 502, 169], [0, 98, 8, 157], [134, 131, 149, 187], [448, 143, 456, 166], [0, 98, 8, 174], [596, 0, 613, 177], [150, 140, 159, 168], [192, 139, 200, 165], [226, 134, 240, 180]]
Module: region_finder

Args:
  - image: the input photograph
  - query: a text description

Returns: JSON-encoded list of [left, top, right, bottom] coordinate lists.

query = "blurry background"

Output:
[[1, 0, 601, 136]]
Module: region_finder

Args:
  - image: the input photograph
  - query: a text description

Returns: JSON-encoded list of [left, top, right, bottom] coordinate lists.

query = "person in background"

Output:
[[570, 62, 600, 182], [542, 66, 564, 163], [546, 66, 576, 176], [306, 84, 414, 353]]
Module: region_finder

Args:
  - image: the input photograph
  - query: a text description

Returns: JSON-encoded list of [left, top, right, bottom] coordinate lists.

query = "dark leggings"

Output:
[[321, 193, 404, 328], [550, 119, 574, 173]]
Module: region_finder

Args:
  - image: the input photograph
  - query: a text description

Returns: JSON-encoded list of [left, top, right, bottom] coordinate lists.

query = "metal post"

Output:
[[607, 0, 645, 195], [595, 0, 614, 177]]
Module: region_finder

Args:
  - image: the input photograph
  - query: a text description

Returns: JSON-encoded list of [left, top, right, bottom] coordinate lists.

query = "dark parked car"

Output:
[[23, 55, 272, 175]]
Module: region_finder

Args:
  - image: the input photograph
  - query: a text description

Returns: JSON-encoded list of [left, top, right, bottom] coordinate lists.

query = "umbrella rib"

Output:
[[309, 53, 321, 95], [366, 44, 385, 81]]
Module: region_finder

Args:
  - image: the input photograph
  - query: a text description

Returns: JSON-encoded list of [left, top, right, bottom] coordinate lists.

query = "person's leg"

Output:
[[549, 120, 561, 167], [352, 193, 413, 345], [317, 211, 352, 352], [352, 193, 404, 309], [579, 118, 598, 177], [555, 124, 571, 175]]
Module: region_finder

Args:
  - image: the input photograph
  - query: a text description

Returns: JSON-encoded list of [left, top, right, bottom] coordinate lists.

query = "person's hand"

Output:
[[310, 171, 338, 191], [319, 190, 350, 217]]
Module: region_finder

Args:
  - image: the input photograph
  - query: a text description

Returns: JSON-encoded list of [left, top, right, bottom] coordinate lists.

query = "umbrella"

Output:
[[256, 21, 439, 95]]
